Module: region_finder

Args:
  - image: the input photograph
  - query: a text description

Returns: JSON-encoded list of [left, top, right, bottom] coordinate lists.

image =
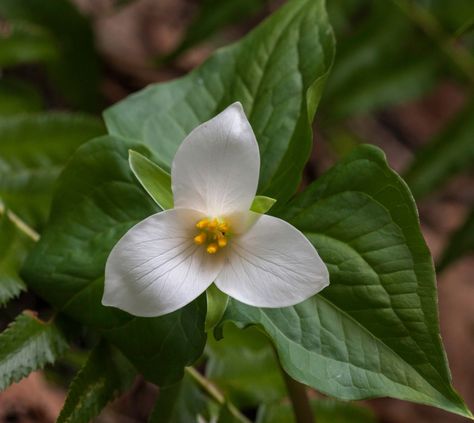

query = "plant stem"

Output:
[[0, 203, 40, 241], [185, 366, 251, 423], [281, 369, 314, 423]]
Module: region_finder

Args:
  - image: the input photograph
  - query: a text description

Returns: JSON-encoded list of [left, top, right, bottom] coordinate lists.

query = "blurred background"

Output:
[[0, 0, 473, 422]]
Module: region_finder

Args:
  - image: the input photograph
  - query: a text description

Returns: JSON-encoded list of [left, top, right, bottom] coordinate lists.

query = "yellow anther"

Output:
[[218, 222, 229, 232], [196, 219, 209, 229], [206, 243, 218, 254], [217, 237, 227, 248], [207, 219, 219, 230], [194, 232, 207, 245]]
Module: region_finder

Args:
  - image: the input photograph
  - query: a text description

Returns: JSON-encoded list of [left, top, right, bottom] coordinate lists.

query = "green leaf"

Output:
[[0, 211, 32, 305], [0, 21, 58, 68], [22, 136, 207, 386], [0, 311, 68, 390], [223, 145, 472, 418], [149, 373, 213, 423], [207, 324, 285, 407], [57, 341, 135, 423], [438, 208, 474, 271], [404, 99, 474, 199], [0, 113, 104, 228], [0, 78, 43, 115], [205, 284, 229, 332], [104, 0, 335, 205], [250, 196, 276, 214], [257, 398, 376, 423], [129, 149, 173, 210], [0, 0, 101, 111]]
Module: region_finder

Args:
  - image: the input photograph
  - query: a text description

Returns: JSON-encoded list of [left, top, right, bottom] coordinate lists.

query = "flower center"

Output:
[[193, 218, 231, 254]]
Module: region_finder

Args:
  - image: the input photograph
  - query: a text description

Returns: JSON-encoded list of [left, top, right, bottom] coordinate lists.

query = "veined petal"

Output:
[[215, 215, 329, 307], [103, 208, 224, 317], [171, 102, 260, 217]]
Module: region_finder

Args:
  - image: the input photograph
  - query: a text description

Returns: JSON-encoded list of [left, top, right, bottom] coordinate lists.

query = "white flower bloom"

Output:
[[103, 102, 329, 317]]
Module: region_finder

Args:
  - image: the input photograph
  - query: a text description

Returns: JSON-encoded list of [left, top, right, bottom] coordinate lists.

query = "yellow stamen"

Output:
[[217, 237, 227, 248], [207, 218, 218, 231], [196, 219, 209, 229], [206, 243, 218, 254], [194, 232, 207, 245], [218, 222, 229, 232]]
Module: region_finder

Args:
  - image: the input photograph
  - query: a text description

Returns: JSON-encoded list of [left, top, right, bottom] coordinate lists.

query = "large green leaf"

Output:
[[223, 145, 471, 417], [404, 99, 474, 199], [0, 0, 101, 111], [57, 341, 135, 423], [0, 311, 68, 390], [22, 136, 207, 386], [0, 211, 32, 305], [104, 0, 335, 205], [0, 113, 104, 228], [438, 207, 474, 271]]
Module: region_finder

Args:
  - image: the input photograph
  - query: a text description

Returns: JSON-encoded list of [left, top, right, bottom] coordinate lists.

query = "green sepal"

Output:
[[129, 149, 173, 210]]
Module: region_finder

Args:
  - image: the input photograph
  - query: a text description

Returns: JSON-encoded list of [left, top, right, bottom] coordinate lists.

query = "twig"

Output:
[[0, 203, 40, 242], [185, 366, 251, 423]]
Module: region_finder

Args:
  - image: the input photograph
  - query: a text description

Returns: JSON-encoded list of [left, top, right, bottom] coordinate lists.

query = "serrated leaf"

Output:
[[0, 311, 68, 390], [129, 149, 173, 210], [0, 21, 58, 68], [57, 341, 135, 423], [438, 208, 474, 271], [223, 145, 471, 418], [0, 211, 32, 305], [22, 136, 207, 386], [104, 0, 335, 205], [404, 99, 474, 199], [0, 113, 104, 228], [257, 398, 376, 423], [0, 0, 101, 111]]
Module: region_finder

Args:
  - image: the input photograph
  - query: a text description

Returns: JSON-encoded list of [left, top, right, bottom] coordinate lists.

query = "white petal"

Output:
[[103, 208, 224, 317], [215, 214, 329, 307], [171, 102, 260, 217]]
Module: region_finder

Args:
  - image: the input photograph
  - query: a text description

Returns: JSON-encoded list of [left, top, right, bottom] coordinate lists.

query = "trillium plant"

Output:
[[103, 103, 329, 317], [1, 0, 472, 422]]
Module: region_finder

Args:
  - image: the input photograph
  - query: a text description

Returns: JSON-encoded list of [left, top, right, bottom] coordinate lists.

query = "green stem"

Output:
[[0, 203, 40, 241], [392, 0, 474, 84], [185, 367, 251, 423], [281, 369, 314, 423]]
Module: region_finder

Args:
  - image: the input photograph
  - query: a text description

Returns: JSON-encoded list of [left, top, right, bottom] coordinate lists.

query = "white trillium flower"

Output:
[[102, 102, 329, 317]]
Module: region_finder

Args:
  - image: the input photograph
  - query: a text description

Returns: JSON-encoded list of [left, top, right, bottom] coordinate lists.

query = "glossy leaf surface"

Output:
[[222, 145, 471, 417]]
